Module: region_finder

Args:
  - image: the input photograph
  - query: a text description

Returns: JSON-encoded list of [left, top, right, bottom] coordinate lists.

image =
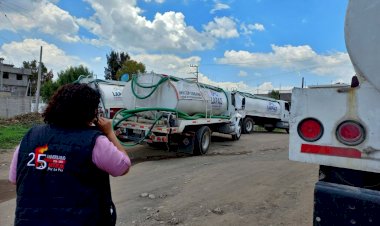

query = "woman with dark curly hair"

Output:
[[9, 83, 131, 226]]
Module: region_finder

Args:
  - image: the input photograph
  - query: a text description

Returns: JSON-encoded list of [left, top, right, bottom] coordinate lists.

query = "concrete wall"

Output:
[[0, 96, 32, 118]]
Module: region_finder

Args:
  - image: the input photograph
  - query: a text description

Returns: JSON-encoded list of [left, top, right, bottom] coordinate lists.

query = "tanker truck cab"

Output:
[[233, 91, 290, 134], [114, 73, 242, 155], [277, 100, 290, 131], [289, 1, 380, 225]]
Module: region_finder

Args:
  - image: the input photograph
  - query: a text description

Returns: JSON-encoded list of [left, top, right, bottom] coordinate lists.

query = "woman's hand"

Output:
[[95, 117, 113, 136], [95, 117, 126, 154]]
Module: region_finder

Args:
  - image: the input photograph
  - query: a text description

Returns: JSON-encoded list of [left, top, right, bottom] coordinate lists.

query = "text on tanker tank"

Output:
[[267, 102, 278, 112], [210, 92, 223, 108], [112, 89, 122, 99], [179, 90, 202, 100]]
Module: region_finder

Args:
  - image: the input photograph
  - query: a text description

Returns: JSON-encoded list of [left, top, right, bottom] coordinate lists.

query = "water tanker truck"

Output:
[[77, 77, 127, 118], [113, 73, 242, 155], [289, 0, 380, 224], [233, 91, 290, 134]]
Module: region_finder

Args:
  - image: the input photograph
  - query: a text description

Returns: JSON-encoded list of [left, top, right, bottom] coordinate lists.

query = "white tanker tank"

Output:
[[234, 91, 290, 133], [122, 73, 230, 117], [240, 93, 282, 118], [78, 77, 127, 118], [345, 0, 380, 91]]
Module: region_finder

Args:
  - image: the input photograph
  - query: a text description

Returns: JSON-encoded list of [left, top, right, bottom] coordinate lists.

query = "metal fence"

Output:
[[0, 96, 32, 118]]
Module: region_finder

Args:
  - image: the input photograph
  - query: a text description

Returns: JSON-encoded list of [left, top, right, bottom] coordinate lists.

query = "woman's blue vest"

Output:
[[15, 124, 116, 226]]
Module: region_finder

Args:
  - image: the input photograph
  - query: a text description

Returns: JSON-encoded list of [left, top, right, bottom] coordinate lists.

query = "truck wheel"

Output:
[[194, 126, 211, 155], [232, 120, 242, 141], [242, 118, 254, 134]]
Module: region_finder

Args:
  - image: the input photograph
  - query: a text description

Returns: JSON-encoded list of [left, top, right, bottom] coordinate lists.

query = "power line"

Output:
[[1, 1, 35, 19], [0, 6, 39, 61]]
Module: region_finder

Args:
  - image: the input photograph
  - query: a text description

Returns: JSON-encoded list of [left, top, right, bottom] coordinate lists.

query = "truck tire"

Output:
[[232, 120, 242, 141], [194, 126, 211, 155], [242, 118, 254, 134]]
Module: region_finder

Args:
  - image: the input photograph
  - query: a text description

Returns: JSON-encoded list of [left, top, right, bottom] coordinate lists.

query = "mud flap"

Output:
[[177, 135, 195, 154], [314, 181, 380, 226]]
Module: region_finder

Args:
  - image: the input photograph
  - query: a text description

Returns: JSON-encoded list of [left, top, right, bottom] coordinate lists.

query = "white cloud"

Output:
[[92, 57, 102, 62], [210, 2, 230, 14], [198, 74, 249, 91], [216, 44, 354, 81], [238, 70, 248, 77], [250, 23, 265, 31], [130, 53, 291, 95], [203, 17, 239, 39], [77, 0, 215, 53], [131, 53, 252, 91], [144, 0, 165, 3], [257, 82, 273, 93], [1, 0, 238, 52], [132, 53, 201, 77], [0, 0, 80, 42], [240, 23, 265, 35], [0, 39, 83, 75], [245, 82, 293, 94]]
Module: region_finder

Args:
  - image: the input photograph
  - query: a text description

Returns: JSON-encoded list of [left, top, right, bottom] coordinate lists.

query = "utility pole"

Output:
[[0, 57, 4, 91], [35, 46, 43, 112], [190, 64, 199, 82]]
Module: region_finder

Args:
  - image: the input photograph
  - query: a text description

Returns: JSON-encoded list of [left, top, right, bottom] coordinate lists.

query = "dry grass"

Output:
[[0, 112, 43, 126]]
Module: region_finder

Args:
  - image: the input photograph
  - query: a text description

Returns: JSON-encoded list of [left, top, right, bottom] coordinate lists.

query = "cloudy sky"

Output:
[[0, 0, 353, 93]]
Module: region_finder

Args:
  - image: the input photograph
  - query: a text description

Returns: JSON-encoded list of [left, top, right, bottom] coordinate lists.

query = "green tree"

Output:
[[41, 65, 93, 102], [116, 59, 146, 81], [22, 60, 51, 95], [268, 90, 280, 99], [40, 80, 59, 102], [56, 65, 92, 85], [104, 51, 130, 80]]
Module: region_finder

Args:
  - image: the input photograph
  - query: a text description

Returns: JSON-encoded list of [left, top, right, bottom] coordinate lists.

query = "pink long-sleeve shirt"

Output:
[[9, 135, 131, 183]]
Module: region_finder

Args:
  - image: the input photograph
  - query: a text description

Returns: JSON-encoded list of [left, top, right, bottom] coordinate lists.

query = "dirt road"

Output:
[[0, 132, 318, 226]]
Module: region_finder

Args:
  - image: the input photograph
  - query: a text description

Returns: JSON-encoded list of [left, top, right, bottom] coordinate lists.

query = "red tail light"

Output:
[[336, 120, 365, 146], [110, 108, 123, 118], [298, 118, 323, 142]]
